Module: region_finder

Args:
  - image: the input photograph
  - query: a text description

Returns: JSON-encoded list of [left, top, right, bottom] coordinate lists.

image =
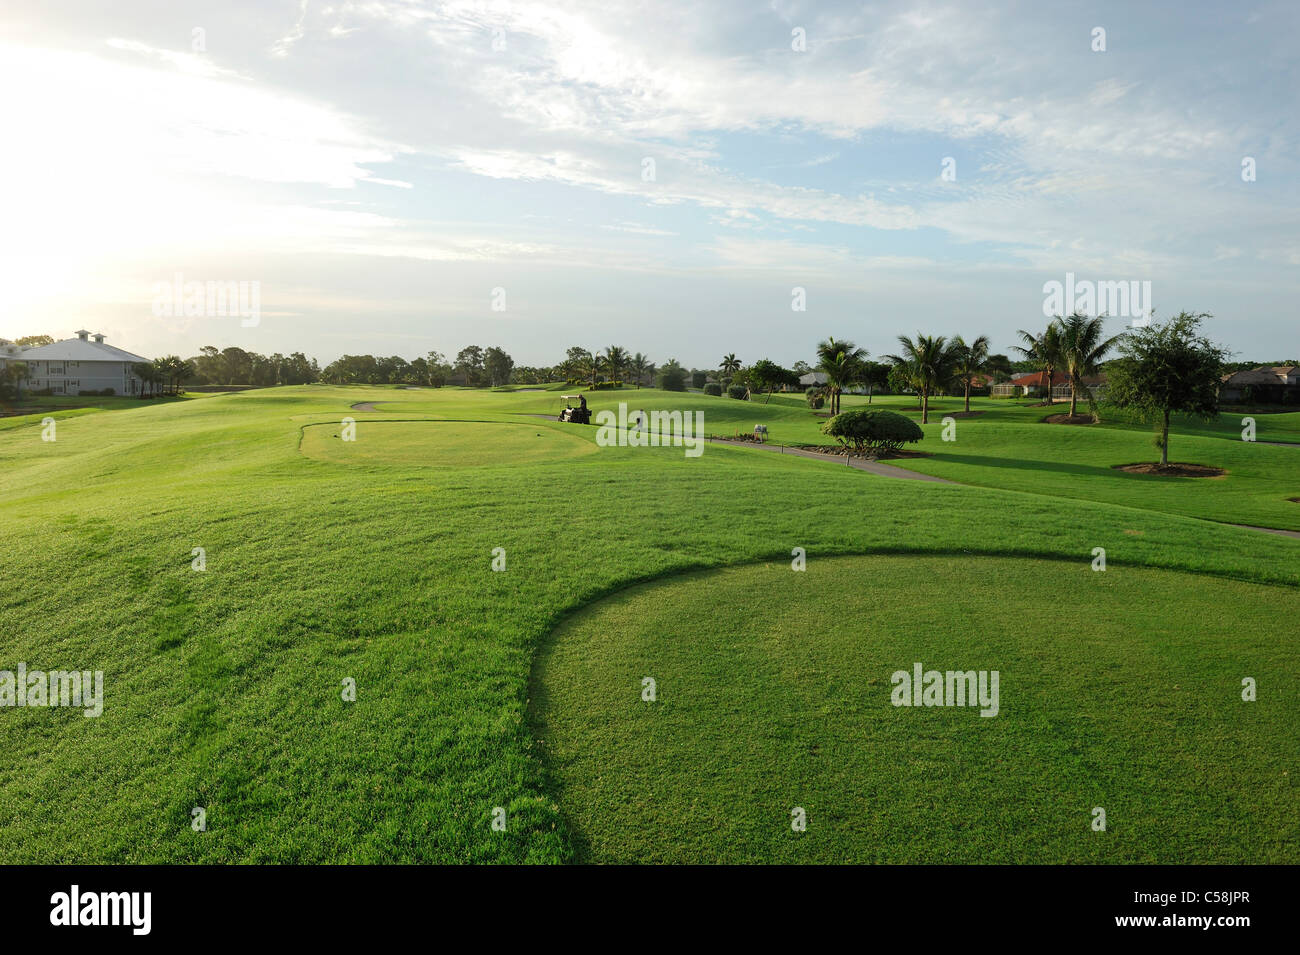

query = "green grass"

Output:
[[533, 555, 1299, 863], [0, 384, 1295, 863], [301, 419, 597, 468]]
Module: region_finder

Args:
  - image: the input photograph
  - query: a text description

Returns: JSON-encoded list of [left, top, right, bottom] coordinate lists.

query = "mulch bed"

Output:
[[1043, 413, 1097, 425], [1113, 462, 1226, 478], [789, 444, 931, 461]]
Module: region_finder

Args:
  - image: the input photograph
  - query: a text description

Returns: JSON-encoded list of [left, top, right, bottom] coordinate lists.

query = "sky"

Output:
[[1, 0, 1297, 368]]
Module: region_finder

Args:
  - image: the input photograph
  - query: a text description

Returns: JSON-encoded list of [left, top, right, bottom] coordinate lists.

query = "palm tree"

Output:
[[1057, 312, 1120, 418], [951, 334, 991, 413], [603, 345, 627, 387], [627, 352, 649, 388], [1013, 322, 1063, 405], [815, 337, 867, 416], [886, 333, 957, 424], [722, 356, 743, 389]]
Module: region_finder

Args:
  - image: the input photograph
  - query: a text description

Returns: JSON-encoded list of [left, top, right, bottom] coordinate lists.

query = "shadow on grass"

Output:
[[922, 452, 1144, 480]]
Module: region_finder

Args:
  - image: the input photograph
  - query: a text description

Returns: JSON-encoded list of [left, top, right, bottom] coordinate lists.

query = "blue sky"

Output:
[[1, 0, 1296, 366]]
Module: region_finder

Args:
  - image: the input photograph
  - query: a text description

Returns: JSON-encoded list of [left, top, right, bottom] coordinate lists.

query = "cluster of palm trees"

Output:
[[568, 316, 1117, 417], [803, 334, 990, 423], [559, 347, 653, 387], [1014, 313, 1120, 416], [131, 356, 195, 397]]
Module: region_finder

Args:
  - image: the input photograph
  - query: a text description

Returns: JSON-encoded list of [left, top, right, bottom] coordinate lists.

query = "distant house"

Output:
[[799, 371, 829, 388], [1219, 366, 1300, 404], [994, 371, 1068, 397], [1050, 374, 1108, 401], [18, 330, 150, 396]]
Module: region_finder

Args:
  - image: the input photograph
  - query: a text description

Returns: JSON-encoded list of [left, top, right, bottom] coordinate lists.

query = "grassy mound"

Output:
[[532, 555, 1299, 863]]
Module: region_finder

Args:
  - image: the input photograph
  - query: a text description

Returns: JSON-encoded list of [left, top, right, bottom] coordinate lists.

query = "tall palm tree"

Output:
[[951, 334, 991, 413], [720, 353, 741, 388], [886, 333, 957, 424], [603, 345, 627, 387], [1013, 322, 1063, 405], [815, 337, 867, 416], [1057, 312, 1120, 417], [627, 352, 649, 388]]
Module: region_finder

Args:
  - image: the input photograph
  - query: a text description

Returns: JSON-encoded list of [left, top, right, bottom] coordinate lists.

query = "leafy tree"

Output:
[[559, 346, 591, 382], [886, 333, 957, 424], [691, 370, 708, 389], [219, 346, 254, 384], [861, 360, 891, 404], [0, 360, 28, 399], [815, 337, 867, 415], [750, 359, 797, 404], [1013, 323, 1063, 404], [951, 334, 991, 413], [425, 350, 450, 387], [1105, 312, 1229, 467], [720, 354, 741, 380], [15, 335, 55, 347], [483, 346, 514, 387], [657, 362, 687, 392], [886, 362, 914, 396], [985, 353, 1014, 382], [455, 346, 485, 387], [1057, 312, 1121, 418]]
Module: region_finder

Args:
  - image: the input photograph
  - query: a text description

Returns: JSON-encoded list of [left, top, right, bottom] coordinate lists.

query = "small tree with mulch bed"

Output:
[[1105, 312, 1230, 468], [822, 409, 923, 456]]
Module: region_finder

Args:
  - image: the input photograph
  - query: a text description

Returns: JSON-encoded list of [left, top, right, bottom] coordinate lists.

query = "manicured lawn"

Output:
[[300, 419, 598, 469], [533, 555, 1299, 863], [0, 385, 1295, 862]]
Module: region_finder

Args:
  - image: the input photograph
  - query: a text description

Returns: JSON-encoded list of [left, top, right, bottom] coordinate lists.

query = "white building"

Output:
[[18, 330, 151, 396]]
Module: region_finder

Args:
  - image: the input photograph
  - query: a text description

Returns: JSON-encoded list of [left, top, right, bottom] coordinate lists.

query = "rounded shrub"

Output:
[[727, 384, 749, 400], [821, 409, 923, 454], [703, 382, 722, 397]]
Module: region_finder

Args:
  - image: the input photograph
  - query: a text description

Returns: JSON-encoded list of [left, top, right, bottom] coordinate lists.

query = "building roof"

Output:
[[19, 334, 149, 364], [1009, 371, 1068, 387], [799, 371, 829, 385], [1223, 366, 1295, 386]]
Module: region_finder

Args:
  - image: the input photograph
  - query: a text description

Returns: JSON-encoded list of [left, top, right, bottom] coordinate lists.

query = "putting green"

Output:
[[532, 554, 1300, 864], [300, 419, 598, 468]]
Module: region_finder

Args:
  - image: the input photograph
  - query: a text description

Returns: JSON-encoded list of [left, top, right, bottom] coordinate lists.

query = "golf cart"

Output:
[[558, 394, 591, 424]]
